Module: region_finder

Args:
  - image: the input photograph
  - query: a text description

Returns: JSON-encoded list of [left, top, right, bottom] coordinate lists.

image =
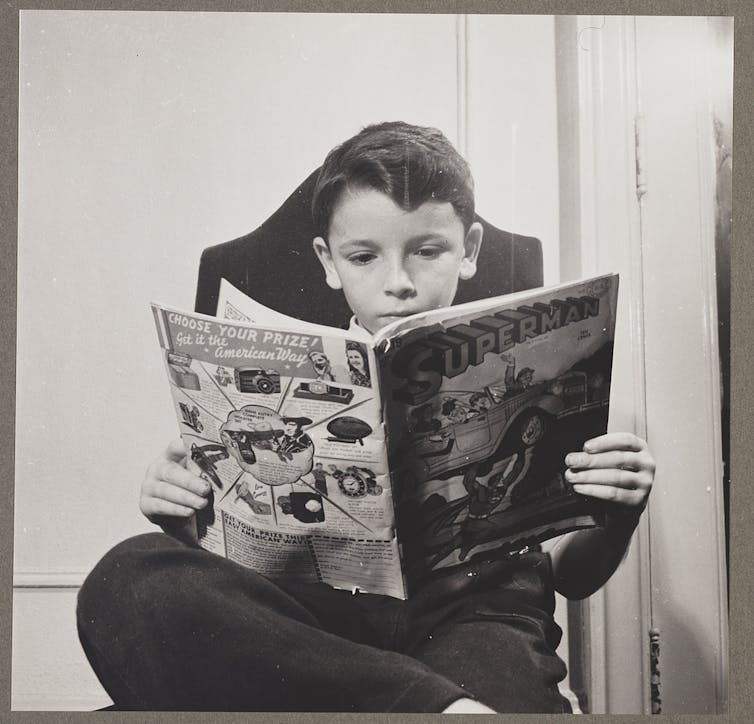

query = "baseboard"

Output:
[[13, 569, 88, 588], [11, 693, 113, 711], [13, 584, 111, 710]]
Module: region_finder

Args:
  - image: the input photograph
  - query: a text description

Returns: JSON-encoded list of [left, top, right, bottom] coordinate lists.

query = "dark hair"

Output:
[[312, 121, 475, 239], [441, 398, 458, 416]]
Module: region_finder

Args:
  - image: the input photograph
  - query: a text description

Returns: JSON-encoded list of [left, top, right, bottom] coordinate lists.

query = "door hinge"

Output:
[[635, 114, 647, 201], [650, 627, 661, 714]]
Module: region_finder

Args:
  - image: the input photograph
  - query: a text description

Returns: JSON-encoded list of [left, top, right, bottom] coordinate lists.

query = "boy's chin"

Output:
[[363, 315, 403, 334], [374, 316, 402, 330], [362, 313, 421, 334]]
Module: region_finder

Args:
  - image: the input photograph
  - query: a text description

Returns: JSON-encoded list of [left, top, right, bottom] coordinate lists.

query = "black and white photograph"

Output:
[[10, 9, 733, 715]]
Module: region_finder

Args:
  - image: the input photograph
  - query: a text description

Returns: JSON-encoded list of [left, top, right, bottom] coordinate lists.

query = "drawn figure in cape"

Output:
[[501, 353, 535, 397]]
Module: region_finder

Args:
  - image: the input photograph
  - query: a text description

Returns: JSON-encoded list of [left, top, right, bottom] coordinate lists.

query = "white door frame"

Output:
[[556, 14, 729, 714]]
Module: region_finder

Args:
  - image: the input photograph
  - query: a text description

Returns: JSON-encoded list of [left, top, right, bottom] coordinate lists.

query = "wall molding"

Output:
[[12, 693, 111, 712], [455, 13, 468, 157], [555, 15, 653, 713], [13, 569, 88, 589]]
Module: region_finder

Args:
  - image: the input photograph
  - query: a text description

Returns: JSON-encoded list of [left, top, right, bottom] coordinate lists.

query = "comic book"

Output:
[[150, 272, 618, 599]]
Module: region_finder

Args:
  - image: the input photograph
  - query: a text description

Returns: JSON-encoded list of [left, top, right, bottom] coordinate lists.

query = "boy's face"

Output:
[[313, 187, 483, 334]]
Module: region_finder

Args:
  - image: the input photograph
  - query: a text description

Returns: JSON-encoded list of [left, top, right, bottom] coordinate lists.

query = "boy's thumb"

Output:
[[166, 438, 186, 461]]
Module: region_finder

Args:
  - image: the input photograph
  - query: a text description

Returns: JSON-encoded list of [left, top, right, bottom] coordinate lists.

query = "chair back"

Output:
[[195, 169, 543, 327]]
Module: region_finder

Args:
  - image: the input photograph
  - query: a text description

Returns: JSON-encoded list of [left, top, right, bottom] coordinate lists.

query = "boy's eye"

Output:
[[416, 246, 442, 258], [347, 252, 377, 265]]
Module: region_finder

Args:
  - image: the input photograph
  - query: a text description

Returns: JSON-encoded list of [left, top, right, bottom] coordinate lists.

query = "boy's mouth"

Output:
[[380, 311, 418, 320]]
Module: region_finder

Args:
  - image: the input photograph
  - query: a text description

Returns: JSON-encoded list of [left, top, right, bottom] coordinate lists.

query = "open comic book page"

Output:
[[150, 298, 406, 599], [376, 274, 619, 591]]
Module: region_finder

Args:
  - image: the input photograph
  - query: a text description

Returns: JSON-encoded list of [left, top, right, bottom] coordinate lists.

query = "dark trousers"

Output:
[[76, 533, 570, 713]]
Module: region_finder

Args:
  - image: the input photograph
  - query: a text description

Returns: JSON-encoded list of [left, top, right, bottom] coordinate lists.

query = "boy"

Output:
[[78, 122, 654, 713]]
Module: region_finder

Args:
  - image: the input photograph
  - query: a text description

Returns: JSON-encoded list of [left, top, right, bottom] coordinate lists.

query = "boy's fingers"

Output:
[[159, 461, 211, 496], [582, 432, 646, 453], [144, 443, 189, 483], [142, 497, 197, 519], [165, 438, 188, 462], [150, 481, 209, 510], [571, 483, 645, 506], [565, 449, 654, 473], [565, 467, 652, 489]]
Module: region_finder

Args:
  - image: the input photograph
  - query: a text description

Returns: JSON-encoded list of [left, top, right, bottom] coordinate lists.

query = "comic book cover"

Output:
[[151, 272, 618, 599], [374, 273, 619, 592]]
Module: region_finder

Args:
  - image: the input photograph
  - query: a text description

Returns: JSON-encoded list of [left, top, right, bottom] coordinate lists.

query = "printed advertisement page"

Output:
[[151, 299, 405, 598], [375, 274, 619, 591]]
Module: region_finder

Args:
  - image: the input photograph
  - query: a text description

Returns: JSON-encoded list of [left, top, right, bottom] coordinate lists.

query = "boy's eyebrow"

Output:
[[336, 238, 379, 249], [406, 233, 451, 245], [337, 233, 451, 249]]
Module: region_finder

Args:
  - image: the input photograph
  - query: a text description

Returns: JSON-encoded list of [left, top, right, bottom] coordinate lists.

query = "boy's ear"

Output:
[[312, 237, 343, 290], [458, 221, 484, 280]]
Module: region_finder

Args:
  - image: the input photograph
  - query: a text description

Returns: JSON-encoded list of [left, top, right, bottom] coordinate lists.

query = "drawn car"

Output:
[[405, 371, 607, 483], [220, 429, 259, 465]]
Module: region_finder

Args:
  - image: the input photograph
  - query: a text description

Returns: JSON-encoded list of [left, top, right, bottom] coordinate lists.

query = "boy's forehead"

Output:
[[329, 187, 464, 243]]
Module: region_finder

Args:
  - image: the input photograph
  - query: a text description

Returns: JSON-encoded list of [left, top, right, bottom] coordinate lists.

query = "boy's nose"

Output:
[[383, 261, 416, 298]]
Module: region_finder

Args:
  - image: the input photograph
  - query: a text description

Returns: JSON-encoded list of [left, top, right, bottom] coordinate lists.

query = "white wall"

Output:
[[14, 11, 560, 710], [466, 14, 560, 283]]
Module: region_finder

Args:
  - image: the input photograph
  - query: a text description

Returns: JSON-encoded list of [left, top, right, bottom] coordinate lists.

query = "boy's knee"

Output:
[[77, 533, 184, 628]]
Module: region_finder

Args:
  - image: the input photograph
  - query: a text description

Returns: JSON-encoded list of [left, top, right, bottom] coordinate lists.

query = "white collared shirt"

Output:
[[346, 316, 373, 341]]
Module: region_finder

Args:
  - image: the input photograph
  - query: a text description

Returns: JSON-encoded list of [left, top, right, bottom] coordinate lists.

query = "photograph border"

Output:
[[2, 1, 750, 721]]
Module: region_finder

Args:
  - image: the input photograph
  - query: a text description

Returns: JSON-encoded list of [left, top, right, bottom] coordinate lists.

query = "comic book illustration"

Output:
[[151, 272, 618, 599], [151, 300, 406, 599], [374, 274, 618, 592]]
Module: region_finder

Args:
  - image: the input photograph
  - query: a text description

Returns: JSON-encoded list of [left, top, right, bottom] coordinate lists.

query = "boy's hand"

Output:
[[565, 432, 655, 529], [140, 439, 211, 542]]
